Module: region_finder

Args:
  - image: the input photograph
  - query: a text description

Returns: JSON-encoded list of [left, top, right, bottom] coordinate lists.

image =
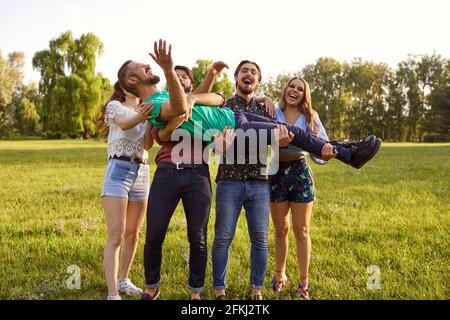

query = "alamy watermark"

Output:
[[366, 265, 381, 290], [66, 264, 81, 290], [169, 122, 281, 175]]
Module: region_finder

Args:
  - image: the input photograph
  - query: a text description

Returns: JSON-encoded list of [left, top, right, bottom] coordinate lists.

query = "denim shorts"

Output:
[[101, 159, 150, 201], [269, 159, 315, 203]]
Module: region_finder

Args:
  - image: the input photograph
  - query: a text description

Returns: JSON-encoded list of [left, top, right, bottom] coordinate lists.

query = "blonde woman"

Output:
[[269, 77, 329, 300]]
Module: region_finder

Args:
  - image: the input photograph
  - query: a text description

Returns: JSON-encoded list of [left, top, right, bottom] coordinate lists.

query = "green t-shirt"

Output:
[[145, 91, 235, 141]]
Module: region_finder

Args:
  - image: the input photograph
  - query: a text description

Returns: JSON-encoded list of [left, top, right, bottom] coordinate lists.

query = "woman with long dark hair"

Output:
[[98, 81, 154, 300]]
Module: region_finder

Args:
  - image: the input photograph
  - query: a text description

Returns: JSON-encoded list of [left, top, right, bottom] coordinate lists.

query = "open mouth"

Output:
[[243, 78, 253, 85]]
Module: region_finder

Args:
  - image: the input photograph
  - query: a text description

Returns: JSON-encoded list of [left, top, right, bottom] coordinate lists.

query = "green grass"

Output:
[[0, 140, 449, 300]]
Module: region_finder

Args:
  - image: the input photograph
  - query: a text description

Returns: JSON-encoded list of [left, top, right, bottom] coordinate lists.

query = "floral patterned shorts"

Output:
[[269, 159, 315, 203]]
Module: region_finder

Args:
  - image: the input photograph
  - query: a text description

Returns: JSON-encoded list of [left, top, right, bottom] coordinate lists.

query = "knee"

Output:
[[213, 232, 234, 250], [251, 231, 268, 249], [294, 226, 309, 242], [274, 225, 289, 238], [188, 232, 207, 251], [124, 231, 140, 246], [107, 230, 124, 248], [144, 231, 165, 250]]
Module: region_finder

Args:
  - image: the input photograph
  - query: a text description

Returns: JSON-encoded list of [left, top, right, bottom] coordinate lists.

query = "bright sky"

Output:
[[1, 0, 449, 86]]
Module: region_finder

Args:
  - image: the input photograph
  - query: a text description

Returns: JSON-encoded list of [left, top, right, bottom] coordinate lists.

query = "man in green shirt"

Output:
[[117, 39, 381, 169]]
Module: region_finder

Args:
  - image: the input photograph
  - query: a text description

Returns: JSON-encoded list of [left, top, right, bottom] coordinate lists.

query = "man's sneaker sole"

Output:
[[354, 138, 382, 169]]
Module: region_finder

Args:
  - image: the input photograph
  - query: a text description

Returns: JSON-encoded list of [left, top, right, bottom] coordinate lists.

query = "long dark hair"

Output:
[[97, 81, 127, 140]]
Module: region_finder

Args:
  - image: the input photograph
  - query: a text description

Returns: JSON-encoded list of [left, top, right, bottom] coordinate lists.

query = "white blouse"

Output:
[[105, 100, 148, 160]]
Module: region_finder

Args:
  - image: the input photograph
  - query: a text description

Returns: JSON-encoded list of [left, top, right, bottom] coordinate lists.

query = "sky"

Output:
[[1, 0, 449, 86]]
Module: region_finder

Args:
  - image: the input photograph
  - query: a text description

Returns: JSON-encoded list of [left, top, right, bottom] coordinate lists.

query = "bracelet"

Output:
[[215, 92, 226, 106]]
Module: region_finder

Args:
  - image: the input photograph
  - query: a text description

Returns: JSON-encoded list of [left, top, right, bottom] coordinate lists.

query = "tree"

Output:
[[14, 82, 41, 135], [346, 59, 391, 139], [259, 72, 295, 103], [0, 50, 25, 135], [396, 55, 448, 141], [191, 59, 234, 98], [32, 31, 111, 138], [302, 58, 350, 140], [424, 82, 450, 141], [385, 70, 407, 141], [422, 67, 450, 141]]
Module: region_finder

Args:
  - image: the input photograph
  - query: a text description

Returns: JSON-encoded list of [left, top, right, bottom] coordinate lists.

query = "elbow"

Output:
[[144, 143, 153, 151], [118, 124, 131, 131], [144, 139, 154, 150]]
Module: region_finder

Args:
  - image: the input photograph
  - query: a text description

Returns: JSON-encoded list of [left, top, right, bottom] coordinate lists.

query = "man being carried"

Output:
[[117, 39, 381, 169]]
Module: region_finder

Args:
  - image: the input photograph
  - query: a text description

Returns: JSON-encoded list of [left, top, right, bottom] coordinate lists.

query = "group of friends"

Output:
[[98, 40, 382, 300]]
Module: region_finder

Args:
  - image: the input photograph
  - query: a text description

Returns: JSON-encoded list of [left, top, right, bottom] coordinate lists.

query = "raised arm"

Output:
[[149, 39, 188, 121], [188, 92, 225, 106], [194, 61, 229, 94]]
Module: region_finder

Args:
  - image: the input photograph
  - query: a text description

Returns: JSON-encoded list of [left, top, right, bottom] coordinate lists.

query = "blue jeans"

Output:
[[212, 180, 270, 290]]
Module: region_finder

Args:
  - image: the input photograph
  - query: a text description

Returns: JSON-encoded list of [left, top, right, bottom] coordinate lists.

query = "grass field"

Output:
[[0, 140, 448, 300]]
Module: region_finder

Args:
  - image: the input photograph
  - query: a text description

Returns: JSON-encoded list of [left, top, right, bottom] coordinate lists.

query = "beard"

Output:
[[124, 74, 161, 97], [141, 74, 160, 86], [182, 84, 191, 93], [237, 82, 254, 95]]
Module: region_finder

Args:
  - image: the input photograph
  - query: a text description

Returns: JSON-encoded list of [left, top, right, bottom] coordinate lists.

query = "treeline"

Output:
[[0, 31, 449, 141], [260, 56, 450, 142]]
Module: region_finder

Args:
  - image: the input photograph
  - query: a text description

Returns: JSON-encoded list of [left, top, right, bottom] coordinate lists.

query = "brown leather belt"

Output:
[[110, 155, 148, 165], [158, 162, 209, 170]]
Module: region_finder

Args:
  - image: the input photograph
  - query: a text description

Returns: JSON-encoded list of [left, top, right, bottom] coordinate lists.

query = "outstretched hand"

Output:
[[149, 39, 173, 71], [210, 61, 229, 75]]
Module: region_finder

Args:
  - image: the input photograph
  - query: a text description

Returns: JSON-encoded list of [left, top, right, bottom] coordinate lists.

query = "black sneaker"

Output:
[[349, 137, 382, 169], [338, 135, 377, 148]]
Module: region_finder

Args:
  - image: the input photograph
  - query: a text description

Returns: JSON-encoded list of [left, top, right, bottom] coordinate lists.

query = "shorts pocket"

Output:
[[111, 162, 133, 181]]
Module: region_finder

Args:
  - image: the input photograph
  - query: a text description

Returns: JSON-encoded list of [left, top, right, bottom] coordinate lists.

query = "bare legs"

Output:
[[270, 201, 313, 289], [103, 197, 146, 297]]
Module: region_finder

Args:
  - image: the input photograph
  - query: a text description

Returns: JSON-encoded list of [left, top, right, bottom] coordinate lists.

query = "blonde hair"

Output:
[[279, 77, 318, 135]]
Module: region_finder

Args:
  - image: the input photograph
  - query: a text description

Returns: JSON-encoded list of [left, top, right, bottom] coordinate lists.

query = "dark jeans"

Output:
[[234, 111, 352, 163], [144, 164, 212, 292]]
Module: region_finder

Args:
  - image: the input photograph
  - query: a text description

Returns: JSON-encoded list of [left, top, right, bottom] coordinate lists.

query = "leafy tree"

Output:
[[302, 58, 349, 140], [259, 72, 295, 103], [346, 59, 391, 139], [422, 72, 450, 141], [6, 82, 42, 136], [385, 70, 407, 141], [32, 31, 111, 138], [0, 51, 25, 135]]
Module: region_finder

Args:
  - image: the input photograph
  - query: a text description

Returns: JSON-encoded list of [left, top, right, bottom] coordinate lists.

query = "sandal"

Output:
[[140, 286, 160, 300], [215, 291, 227, 300], [298, 284, 310, 300], [271, 275, 288, 293], [251, 291, 263, 300]]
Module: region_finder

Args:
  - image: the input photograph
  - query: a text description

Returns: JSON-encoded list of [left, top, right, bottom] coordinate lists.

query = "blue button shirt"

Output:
[[272, 106, 329, 167]]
